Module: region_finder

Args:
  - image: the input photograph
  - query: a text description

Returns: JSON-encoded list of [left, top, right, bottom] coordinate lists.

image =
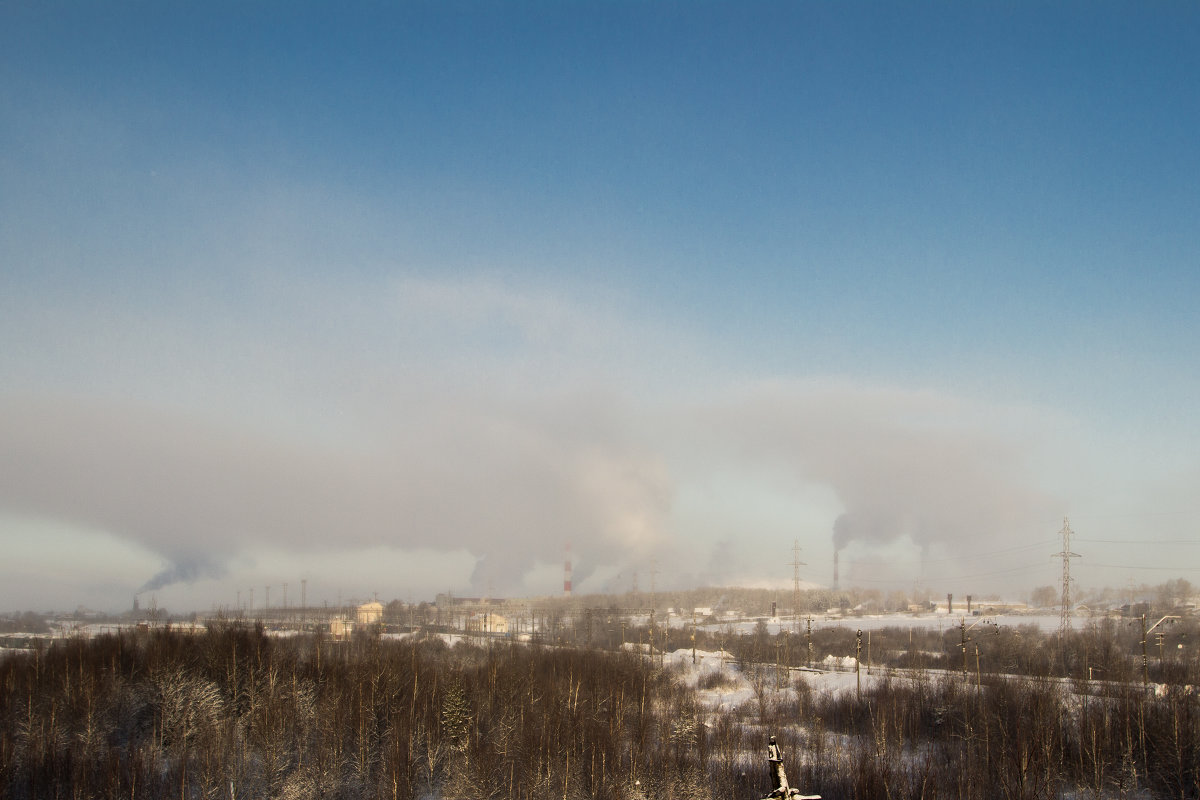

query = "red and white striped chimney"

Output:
[[564, 543, 573, 597]]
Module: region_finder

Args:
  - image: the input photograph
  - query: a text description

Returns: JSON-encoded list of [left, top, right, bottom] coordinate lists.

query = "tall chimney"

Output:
[[947, 593, 953, 614], [833, 550, 840, 591], [564, 543, 572, 597]]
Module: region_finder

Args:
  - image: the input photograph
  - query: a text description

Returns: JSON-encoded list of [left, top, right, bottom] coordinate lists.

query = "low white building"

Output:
[[330, 618, 354, 639], [356, 601, 383, 625]]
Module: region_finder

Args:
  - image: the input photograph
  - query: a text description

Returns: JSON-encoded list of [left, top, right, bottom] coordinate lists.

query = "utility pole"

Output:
[[960, 616, 998, 681], [1054, 518, 1080, 634], [776, 637, 785, 687], [806, 616, 814, 669], [1142, 615, 1180, 687], [1053, 518, 1081, 675], [691, 607, 697, 665], [961, 617, 969, 678], [789, 540, 805, 635], [648, 559, 660, 667], [855, 629, 862, 700]]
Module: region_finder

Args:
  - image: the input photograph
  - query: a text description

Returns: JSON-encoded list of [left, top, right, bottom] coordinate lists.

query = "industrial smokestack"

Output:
[[564, 543, 572, 597], [947, 593, 953, 614], [833, 550, 840, 591]]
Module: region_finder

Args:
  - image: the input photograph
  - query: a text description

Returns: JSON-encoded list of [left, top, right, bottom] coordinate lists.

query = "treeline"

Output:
[[3, 622, 1199, 799], [786, 668, 1200, 799], [0, 624, 694, 800], [719, 619, 1200, 799], [683, 616, 1200, 685], [546, 578, 1197, 621], [0, 612, 51, 634]]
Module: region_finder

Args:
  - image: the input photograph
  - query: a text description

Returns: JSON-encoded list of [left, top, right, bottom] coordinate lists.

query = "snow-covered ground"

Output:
[[661, 647, 893, 713]]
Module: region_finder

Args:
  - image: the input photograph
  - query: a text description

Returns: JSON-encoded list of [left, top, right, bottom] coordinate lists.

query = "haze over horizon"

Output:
[[3, 2, 1199, 614]]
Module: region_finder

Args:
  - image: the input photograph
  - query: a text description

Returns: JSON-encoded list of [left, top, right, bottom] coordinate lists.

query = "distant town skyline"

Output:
[[3, 2, 1199, 612]]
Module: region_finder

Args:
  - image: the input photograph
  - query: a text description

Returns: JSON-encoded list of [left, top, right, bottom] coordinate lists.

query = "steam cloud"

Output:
[[0, 375, 1060, 600], [0, 393, 672, 596], [703, 380, 1059, 565]]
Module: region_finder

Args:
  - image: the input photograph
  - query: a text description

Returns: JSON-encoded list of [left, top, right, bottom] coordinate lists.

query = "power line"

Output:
[[1086, 563, 1200, 571], [945, 563, 1059, 580], [844, 562, 1055, 584], [840, 540, 1056, 568], [1076, 538, 1200, 545], [1059, 509, 1200, 521], [840, 542, 1056, 566]]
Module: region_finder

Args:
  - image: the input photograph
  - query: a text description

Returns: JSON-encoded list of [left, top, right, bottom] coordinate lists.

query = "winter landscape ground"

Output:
[[2, 609, 1197, 800]]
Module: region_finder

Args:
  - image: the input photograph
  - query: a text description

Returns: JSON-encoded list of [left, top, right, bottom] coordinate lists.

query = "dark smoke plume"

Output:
[[139, 557, 226, 593]]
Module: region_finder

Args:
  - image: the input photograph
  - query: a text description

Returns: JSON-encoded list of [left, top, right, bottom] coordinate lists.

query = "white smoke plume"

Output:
[[0, 392, 673, 597], [696, 379, 1060, 564]]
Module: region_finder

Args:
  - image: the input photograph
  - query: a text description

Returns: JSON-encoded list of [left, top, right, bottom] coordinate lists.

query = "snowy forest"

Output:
[[2, 614, 1199, 800]]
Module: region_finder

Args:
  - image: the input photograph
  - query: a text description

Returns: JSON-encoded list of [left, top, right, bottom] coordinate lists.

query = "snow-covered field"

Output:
[[664, 647, 887, 707]]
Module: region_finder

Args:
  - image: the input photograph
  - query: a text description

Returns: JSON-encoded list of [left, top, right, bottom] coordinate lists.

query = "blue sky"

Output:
[[2, 2, 1199, 613]]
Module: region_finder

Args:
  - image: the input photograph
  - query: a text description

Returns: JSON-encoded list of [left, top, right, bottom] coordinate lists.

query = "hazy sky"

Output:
[[3, 2, 1198, 613]]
